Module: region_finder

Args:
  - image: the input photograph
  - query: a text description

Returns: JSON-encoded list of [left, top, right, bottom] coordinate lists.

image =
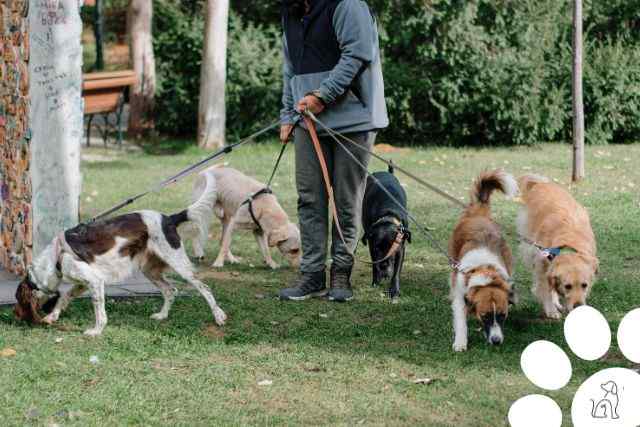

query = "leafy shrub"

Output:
[[152, 0, 640, 145], [153, 1, 281, 138]]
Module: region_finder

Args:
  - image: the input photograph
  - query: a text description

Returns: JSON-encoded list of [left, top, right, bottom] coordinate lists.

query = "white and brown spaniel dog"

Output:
[[14, 188, 227, 336], [449, 170, 518, 352]]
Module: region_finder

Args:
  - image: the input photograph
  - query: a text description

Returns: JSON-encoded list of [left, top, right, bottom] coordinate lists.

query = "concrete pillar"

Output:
[[29, 0, 83, 256]]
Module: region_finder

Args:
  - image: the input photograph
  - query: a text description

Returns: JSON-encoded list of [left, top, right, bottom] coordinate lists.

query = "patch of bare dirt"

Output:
[[202, 324, 226, 340], [374, 143, 410, 154]]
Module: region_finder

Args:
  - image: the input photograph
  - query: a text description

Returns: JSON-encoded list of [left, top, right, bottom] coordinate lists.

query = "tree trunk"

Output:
[[128, 0, 156, 138], [198, 0, 229, 150], [29, 0, 84, 256], [572, 0, 585, 182]]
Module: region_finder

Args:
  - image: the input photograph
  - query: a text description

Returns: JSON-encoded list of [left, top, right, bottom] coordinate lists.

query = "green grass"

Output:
[[2, 141, 639, 426]]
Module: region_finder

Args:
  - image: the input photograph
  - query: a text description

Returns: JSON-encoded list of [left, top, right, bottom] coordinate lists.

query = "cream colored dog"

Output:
[[517, 174, 598, 319], [189, 165, 301, 269]]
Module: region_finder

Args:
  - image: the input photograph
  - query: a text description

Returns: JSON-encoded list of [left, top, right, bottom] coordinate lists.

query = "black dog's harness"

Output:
[[362, 216, 411, 265], [241, 188, 274, 233]]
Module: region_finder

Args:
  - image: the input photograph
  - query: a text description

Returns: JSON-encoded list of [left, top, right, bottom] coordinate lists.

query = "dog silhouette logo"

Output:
[[590, 380, 621, 420]]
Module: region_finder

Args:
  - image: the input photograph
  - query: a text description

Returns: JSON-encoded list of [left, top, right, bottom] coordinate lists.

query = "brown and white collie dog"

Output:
[[517, 174, 598, 319], [14, 187, 227, 337], [449, 170, 518, 352]]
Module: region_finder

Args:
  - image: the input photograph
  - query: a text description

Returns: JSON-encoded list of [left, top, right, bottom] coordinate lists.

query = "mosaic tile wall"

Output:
[[0, 0, 31, 275]]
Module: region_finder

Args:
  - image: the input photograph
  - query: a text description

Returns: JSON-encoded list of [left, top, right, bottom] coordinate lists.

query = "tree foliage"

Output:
[[152, 0, 640, 145]]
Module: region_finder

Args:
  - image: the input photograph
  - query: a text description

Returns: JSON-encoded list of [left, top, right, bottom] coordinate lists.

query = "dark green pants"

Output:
[[294, 128, 375, 273]]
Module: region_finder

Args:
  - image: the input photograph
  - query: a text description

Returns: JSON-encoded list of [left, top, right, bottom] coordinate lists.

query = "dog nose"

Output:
[[573, 302, 584, 308], [490, 335, 503, 346]]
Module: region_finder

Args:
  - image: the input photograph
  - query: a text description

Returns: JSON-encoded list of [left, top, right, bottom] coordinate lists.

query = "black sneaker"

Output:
[[279, 270, 327, 301], [328, 264, 353, 302]]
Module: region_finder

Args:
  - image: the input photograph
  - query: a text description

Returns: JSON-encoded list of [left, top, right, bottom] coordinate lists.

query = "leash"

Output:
[[302, 113, 349, 248], [87, 119, 281, 224], [303, 112, 460, 271], [305, 112, 466, 209], [240, 119, 298, 232], [304, 112, 567, 268], [360, 216, 410, 266]]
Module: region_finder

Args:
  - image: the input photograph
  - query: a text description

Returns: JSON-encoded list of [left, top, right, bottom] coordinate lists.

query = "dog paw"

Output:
[[42, 313, 58, 325], [544, 309, 563, 320], [453, 341, 468, 352], [267, 262, 280, 270], [211, 260, 224, 268], [213, 308, 227, 326], [150, 312, 168, 321], [227, 255, 242, 264], [83, 328, 103, 337]]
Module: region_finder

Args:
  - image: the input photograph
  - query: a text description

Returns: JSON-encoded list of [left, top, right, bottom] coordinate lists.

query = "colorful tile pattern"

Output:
[[0, 0, 31, 275]]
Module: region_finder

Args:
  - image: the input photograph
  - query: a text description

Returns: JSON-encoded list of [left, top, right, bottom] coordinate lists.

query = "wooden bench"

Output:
[[83, 70, 136, 147]]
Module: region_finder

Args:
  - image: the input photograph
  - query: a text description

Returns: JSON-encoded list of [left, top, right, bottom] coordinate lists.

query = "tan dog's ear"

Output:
[[548, 274, 560, 292], [268, 226, 289, 247], [592, 256, 600, 275]]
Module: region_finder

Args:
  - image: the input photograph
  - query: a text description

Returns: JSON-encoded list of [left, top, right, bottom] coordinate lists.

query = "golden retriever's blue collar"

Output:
[[542, 246, 578, 262]]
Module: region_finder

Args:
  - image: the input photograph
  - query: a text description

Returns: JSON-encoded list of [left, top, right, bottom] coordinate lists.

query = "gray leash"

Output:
[[304, 112, 461, 271], [87, 119, 281, 224], [305, 112, 558, 264]]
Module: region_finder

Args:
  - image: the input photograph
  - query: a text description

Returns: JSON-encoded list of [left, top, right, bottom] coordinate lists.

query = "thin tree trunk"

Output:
[[198, 0, 229, 150], [128, 0, 156, 138], [572, 0, 585, 182]]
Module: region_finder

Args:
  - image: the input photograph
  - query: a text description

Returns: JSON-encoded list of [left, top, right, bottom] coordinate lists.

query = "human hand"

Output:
[[296, 94, 325, 115], [280, 124, 294, 144]]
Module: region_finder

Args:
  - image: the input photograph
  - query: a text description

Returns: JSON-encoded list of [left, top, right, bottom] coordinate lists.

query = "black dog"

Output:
[[361, 166, 411, 298]]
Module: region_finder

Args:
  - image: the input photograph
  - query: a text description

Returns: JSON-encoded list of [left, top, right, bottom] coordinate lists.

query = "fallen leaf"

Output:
[[413, 378, 434, 385], [254, 293, 266, 300], [54, 338, 63, 344], [258, 379, 273, 386], [413, 330, 422, 336], [0, 348, 17, 357], [89, 355, 99, 364], [202, 324, 225, 339], [319, 313, 328, 319]]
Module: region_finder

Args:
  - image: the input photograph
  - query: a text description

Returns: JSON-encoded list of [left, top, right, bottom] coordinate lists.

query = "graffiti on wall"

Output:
[[0, 0, 31, 274], [29, 0, 83, 256]]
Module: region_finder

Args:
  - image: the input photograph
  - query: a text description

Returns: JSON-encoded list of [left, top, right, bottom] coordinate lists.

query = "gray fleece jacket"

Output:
[[281, 0, 389, 134]]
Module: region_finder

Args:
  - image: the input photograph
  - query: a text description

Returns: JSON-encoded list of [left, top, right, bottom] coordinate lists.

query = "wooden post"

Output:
[[198, 0, 229, 150], [127, 0, 156, 137], [572, 0, 585, 182]]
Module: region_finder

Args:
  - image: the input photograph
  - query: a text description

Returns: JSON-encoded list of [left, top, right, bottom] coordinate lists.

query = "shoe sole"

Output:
[[328, 295, 353, 302], [281, 290, 328, 301]]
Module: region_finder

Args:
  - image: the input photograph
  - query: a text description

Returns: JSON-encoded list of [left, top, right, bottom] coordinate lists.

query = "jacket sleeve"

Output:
[[281, 35, 297, 125], [318, 0, 375, 104]]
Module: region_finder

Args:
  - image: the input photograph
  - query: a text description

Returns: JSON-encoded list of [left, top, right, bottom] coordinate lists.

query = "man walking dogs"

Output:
[[279, 0, 388, 302]]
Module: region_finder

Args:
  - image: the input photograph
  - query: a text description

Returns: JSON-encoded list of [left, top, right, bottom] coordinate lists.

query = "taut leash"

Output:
[[87, 119, 281, 224], [304, 111, 460, 271], [305, 112, 466, 209], [302, 113, 350, 248]]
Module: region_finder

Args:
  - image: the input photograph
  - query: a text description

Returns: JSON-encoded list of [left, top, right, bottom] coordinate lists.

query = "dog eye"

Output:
[[581, 283, 588, 289], [564, 284, 572, 291]]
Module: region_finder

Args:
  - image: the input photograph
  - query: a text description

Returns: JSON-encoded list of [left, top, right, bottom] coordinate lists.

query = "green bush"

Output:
[[153, 1, 281, 138], [152, 0, 640, 145]]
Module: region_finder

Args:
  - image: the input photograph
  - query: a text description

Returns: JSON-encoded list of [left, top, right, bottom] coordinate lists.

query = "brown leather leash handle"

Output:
[[302, 114, 349, 249]]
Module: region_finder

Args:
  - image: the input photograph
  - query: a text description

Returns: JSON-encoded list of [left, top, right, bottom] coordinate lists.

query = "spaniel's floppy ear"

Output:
[[508, 287, 518, 306], [268, 226, 289, 247]]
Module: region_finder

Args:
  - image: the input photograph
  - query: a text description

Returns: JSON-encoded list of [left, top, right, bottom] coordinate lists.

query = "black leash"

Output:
[[86, 119, 281, 224], [240, 118, 298, 232]]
